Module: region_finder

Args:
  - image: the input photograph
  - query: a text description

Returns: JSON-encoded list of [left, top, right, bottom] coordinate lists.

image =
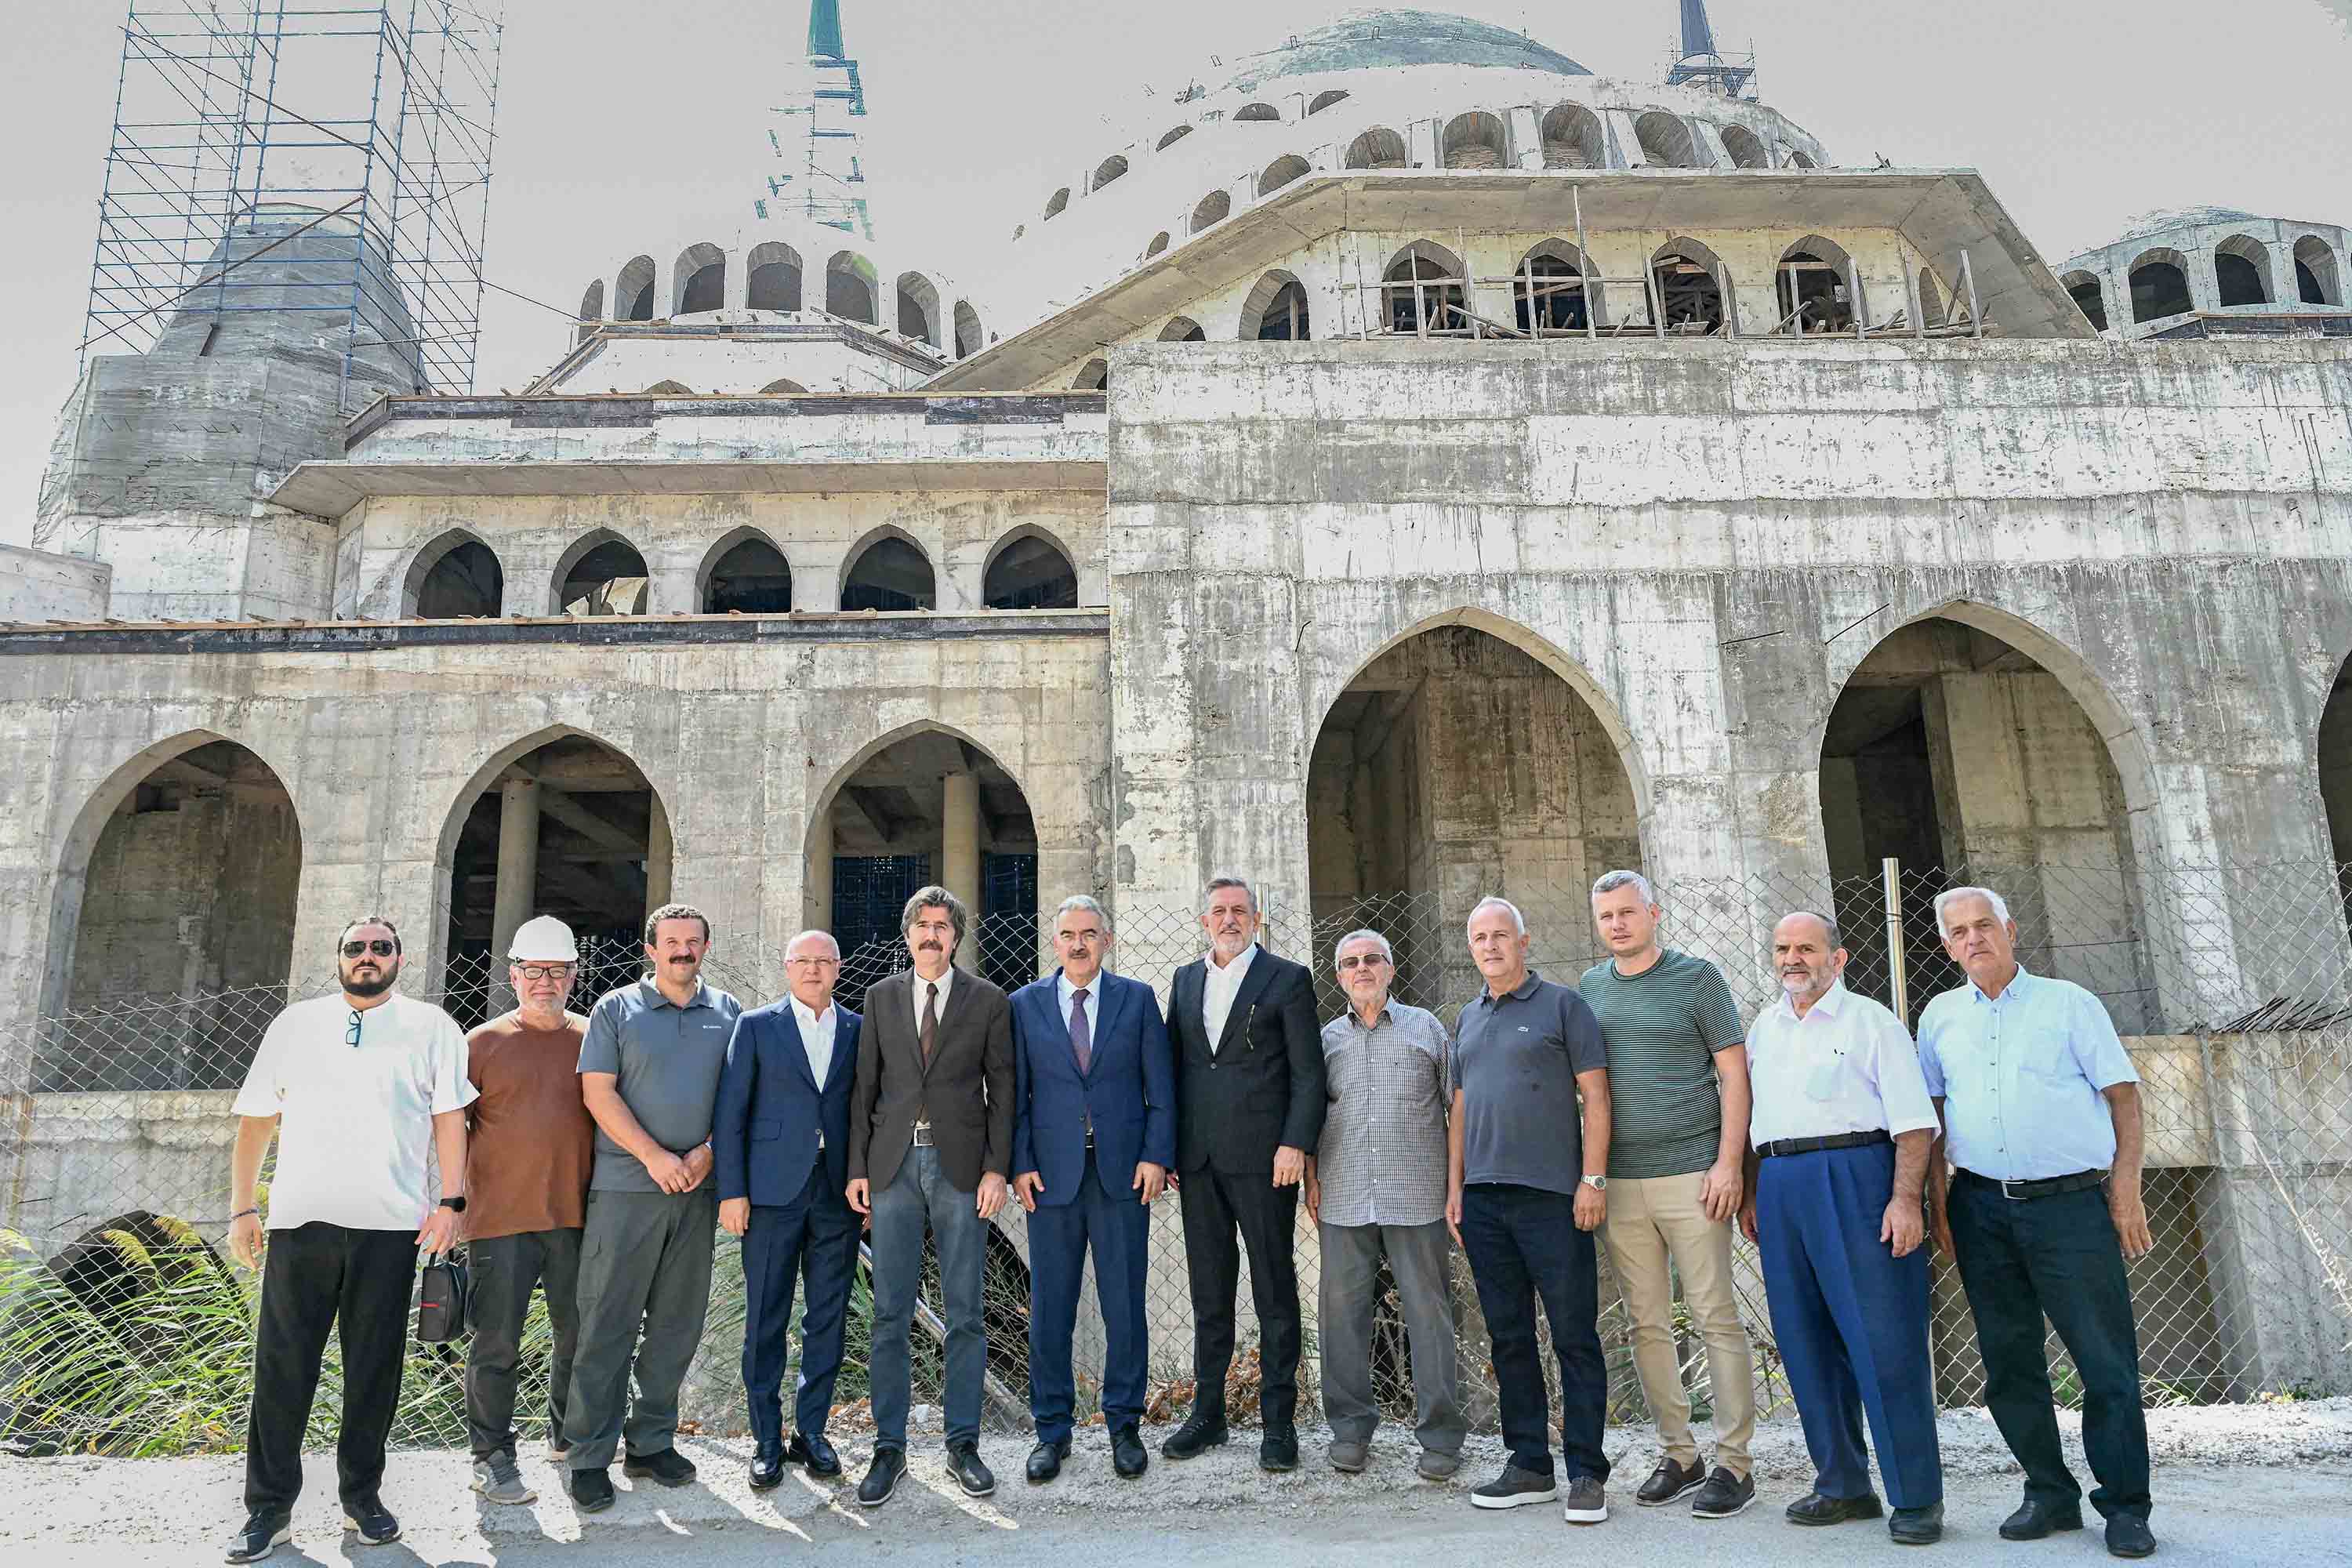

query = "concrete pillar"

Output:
[[942, 770, 982, 970], [1507, 105, 1543, 169], [1408, 118, 1439, 169], [724, 245, 750, 314], [806, 804, 834, 932], [1606, 111, 1652, 169], [1690, 121, 1730, 169], [645, 791, 673, 918], [490, 777, 539, 960]]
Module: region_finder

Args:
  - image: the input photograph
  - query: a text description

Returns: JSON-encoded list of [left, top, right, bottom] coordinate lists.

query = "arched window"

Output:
[[746, 241, 803, 312], [1786, 149, 1817, 169], [1382, 242, 1468, 335], [954, 300, 984, 358], [1918, 267, 1949, 328], [895, 271, 941, 347], [643, 380, 693, 394], [1190, 190, 1230, 234], [674, 242, 725, 314], [1258, 154, 1311, 197], [554, 532, 651, 616], [1072, 358, 1109, 391], [1308, 89, 1349, 115], [1652, 240, 1729, 333], [1159, 317, 1206, 342], [2063, 270, 2109, 332], [1720, 125, 1769, 169], [826, 250, 877, 323], [1777, 237, 1857, 334], [983, 529, 1079, 610], [1234, 102, 1279, 122], [700, 529, 792, 614], [1515, 242, 1595, 334], [1345, 127, 1409, 169], [405, 530, 503, 618], [1239, 271, 1308, 340], [575, 280, 604, 345], [1093, 154, 1127, 191], [2127, 250, 2192, 323], [840, 532, 935, 612], [1142, 231, 1171, 260], [1044, 187, 1071, 220], [2214, 236, 2271, 307], [760, 378, 808, 394], [615, 255, 656, 321], [1156, 124, 1193, 151], [1634, 111, 1697, 168], [1540, 104, 1605, 169], [2295, 235, 2342, 305], [1441, 111, 1508, 169]]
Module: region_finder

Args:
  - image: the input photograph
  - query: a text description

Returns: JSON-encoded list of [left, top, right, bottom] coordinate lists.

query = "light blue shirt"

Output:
[[1916, 964, 2138, 1181], [1054, 970, 1101, 1040]]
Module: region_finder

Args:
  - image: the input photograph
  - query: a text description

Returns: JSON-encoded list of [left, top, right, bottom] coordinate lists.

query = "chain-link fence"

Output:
[[4, 862, 2348, 1456]]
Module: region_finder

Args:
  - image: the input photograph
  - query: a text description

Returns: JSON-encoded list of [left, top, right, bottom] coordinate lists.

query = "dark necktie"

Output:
[[1069, 987, 1091, 1076], [920, 981, 939, 1065]]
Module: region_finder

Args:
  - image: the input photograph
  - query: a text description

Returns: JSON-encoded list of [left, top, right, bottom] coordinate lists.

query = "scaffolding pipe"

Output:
[[1883, 857, 1910, 1022]]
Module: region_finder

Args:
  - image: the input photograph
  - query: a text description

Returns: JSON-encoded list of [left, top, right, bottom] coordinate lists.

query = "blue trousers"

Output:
[[741, 1161, 862, 1451], [1755, 1142, 1942, 1508], [1457, 1182, 1610, 1482], [1028, 1145, 1152, 1443], [867, 1145, 988, 1449]]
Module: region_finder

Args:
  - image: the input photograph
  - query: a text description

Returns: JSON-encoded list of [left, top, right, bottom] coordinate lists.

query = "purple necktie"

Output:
[[1069, 987, 1091, 1076]]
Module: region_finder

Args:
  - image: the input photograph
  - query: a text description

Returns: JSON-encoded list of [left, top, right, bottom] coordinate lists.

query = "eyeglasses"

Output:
[[1336, 954, 1391, 971], [345, 1009, 364, 1048], [342, 938, 397, 958], [784, 956, 841, 970], [515, 964, 574, 982]]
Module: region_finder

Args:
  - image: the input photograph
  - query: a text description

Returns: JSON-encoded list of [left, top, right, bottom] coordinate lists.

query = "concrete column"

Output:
[[490, 777, 539, 960], [1606, 111, 1651, 169], [1690, 121, 1730, 169], [806, 804, 834, 932], [1408, 118, 1439, 169], [1507, 105, 1542, 169], [724, 246, 750, 314], [942, 771, 982, 968], [645, 791, 673, 917]]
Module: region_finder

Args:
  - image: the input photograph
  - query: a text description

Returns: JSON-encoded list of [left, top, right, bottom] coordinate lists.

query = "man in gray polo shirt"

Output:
[[1448, 896, 1614, 1527], [564, 903, 742, 1514]]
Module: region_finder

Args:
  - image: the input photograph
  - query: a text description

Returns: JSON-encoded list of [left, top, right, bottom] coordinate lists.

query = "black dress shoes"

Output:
[[622, 1447, 697, 1487], [1026, 1437, 1071, 1484], [946, 1439, 996, 1497], [1112, 1425, 1149, 1479], [749, 1445, 786, 1491], [2001, 1499, 2085, 1540], [1889, 1502, 1945, 1545], [1162, 1409, 1229, 1461], [785, 1431, 841, 1479], [1259, 1425, 1299, 1472], [857, 1446, 906, 1508], [2106, 1515, 2157, 1559], [1787, 1490, 1884, 1526], [568, 1468, 615, 1514]]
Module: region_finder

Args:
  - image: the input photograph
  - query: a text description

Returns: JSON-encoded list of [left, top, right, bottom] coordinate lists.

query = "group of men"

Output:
[[220, 869, 2159, 1563]]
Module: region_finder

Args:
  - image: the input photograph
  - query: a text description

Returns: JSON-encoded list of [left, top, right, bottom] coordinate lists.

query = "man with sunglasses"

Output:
[[460, 916, 595, 1507], [224, 916, 475, 1563]]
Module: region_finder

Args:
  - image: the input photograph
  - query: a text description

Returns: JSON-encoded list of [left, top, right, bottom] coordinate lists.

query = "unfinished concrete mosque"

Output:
[[6, 2, 2352, 1401]]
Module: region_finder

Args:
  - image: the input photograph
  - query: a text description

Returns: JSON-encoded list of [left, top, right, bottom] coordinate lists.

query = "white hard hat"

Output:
[[508, 916, 579, 963]]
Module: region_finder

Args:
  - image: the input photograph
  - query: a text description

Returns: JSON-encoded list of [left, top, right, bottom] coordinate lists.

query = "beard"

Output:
[[343, 964, 398, 998]]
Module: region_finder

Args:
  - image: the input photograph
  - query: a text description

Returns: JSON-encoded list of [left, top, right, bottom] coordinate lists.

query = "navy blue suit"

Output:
[[713, 998, 862, 1452], [1011, 968, 1175, 1443]]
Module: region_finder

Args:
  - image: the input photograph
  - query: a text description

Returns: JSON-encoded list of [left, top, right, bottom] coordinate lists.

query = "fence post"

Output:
[[1882, 857, 1909, 1022]]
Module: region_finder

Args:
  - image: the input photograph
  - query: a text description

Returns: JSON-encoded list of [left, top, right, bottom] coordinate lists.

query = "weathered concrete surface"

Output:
[[0, 546, 108, 623]]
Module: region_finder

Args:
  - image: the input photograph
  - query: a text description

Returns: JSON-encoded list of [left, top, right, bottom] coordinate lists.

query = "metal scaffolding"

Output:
[[761, 0, 872, 239], [79, 2, 504, 404]]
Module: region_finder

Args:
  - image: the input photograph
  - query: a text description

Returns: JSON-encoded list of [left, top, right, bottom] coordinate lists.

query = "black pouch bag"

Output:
[[416, 1250, 470, 1343]]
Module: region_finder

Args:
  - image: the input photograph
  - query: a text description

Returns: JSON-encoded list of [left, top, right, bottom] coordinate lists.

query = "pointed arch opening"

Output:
[[1540, 103, 1605, 169], [1072, 357, 1109, 391], [1785, 149, 1817, 169], [1158, 316, 1206, 342], [2064, 269, 2109, 332], [673, 242, 726, 315], [1720, 124, 1769, 169], [1634, 111, 1697, 167], [403, 528, 504, 619], [2321, 655, 2352, 938], [983, 525, 1079, 611], [1650, 238, 1730, 334], [2128, 249, 2193, 323], [1515, 240, 1599, 334], [1044, 187, 1071, 220], [1257, 153, 1312, 197], [1190, 189, 1231, 234], [1234, 102, 1279, 123], [642, 380, 693, 395], [895, 270, 942, 347], [1156, 124, 1194, 152], [840, 527, 936, 612], [760, 378, 808, 394], [1345, 126, 1409, 169], [615, 254, 656, 321], [553, 529, 651, 616], [1382, 241, 1468, 335], [1092, 154, 1127, 191], [2295, 236, 2342, 306], [698, 526, 792, 614], [954, 299, 985, 358], [2213, 235, 2271, 307], [746, 241, 804, 312], [1777, 235, 1857, 334], [1441, 111, 1507, 169], [575, 279, 604, 345], [1308, 89, 1350, 115], [826, 250, 878, 324]]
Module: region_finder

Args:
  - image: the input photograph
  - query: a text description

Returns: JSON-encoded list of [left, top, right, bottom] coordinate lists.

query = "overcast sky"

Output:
[[5, 0, 2350, 548]]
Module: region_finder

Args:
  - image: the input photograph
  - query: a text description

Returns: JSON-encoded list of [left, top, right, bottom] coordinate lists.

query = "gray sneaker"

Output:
[[1563, 1475, 1610, 1525], [471, 1456, 538, 1506]]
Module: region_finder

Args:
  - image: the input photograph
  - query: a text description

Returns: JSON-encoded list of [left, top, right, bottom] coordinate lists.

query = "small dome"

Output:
[[1217, 9, 1590, 93]]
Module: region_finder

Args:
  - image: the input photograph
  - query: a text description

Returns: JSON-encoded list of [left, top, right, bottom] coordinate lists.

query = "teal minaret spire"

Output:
[[762, 0, 872, 237], [808, 0, 844, 60]]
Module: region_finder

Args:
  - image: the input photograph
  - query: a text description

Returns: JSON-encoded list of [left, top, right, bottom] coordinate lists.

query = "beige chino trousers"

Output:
[[1601, 1169, 1755, 1476]]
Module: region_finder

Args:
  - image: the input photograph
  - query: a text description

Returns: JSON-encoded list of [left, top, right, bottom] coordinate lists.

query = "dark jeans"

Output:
[[565, 1186, 718, 1472], [868, 1145, 988, 1449], [245, 1222, 418, 1520], [1457, 1182, 1609, 1482], [1178, 1164, 1303, 1429], [463, 1227, 582, 1461], [741, 1162, 862, 1450], [1949, 1174, 2151, 1523]]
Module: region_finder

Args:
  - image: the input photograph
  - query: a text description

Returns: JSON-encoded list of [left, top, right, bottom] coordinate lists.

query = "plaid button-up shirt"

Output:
[[1314, 1000, 1451, 1228]]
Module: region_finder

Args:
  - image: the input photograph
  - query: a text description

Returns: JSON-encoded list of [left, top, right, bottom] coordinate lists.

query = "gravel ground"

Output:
[[7, 1399, 2350, 1566]]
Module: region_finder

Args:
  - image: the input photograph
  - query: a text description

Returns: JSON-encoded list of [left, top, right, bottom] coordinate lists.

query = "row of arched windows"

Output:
[[2067, 234, 2344, 331], [578, 244, 985, 358], [403, 524, 1082, 620]]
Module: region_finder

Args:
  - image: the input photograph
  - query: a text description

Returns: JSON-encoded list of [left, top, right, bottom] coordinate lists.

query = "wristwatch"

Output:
[[1581, 1174, 1609, 1192], [437, 1195, 467, 1213]]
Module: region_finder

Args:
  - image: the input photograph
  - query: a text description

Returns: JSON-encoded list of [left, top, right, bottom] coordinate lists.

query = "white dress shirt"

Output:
[[789, 994, 838, 1091], [909, 964, 955, 1036], [1745, 978, 1939, 1148], [1055, 970, 1100, 1040], [1201, 942, 1258, 1052]]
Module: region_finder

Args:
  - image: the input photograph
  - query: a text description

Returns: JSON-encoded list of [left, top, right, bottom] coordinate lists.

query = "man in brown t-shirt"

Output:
[[462, 916, 595, 1506]]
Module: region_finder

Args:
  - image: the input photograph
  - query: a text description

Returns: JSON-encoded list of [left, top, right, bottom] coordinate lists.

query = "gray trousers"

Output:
[[464, 1227, 582, 1461], [867, 1146, 988, 1449], [565, 1186, 718, 1472], [1317, 1218, 1466, 1454]]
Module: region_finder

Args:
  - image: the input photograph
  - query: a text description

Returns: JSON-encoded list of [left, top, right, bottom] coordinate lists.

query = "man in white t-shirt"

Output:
[[223, 916, 475, 1565]]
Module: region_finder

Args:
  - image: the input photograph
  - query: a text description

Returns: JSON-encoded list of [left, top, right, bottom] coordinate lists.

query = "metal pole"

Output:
[[1883, 856, 1910, 1021]]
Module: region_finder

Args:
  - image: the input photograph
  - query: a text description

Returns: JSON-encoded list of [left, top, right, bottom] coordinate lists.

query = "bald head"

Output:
[[784, 928, 842, 1011]]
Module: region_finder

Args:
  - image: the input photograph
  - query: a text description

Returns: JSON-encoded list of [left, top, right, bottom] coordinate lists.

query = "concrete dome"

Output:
[[1216, 9, 1592, 92]]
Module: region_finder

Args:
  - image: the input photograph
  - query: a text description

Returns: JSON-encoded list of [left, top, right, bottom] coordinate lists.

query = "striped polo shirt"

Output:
[[1578, 949, 1746, 1180]]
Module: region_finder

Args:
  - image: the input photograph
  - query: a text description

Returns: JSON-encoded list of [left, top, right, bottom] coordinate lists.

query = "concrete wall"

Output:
[[0, 545, 110, 623]]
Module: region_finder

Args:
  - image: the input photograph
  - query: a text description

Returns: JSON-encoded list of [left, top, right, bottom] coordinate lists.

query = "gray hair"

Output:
[[1933, 885, 2013, 935], [1776, 909, 1842, 950], [1332, 927, 1393, 967], [901, 884, 969, 945], [784, 928, 841, 960], [1465, 895, 1526, 938], [1054, 893, 1112, 935], [1591, 869, 1657, 906], [1202, 875, 1258, 916]]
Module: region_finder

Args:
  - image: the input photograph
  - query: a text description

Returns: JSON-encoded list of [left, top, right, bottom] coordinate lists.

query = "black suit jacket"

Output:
[[1166, 947, 1325, 1174], [848, 966, 1015, 1193]]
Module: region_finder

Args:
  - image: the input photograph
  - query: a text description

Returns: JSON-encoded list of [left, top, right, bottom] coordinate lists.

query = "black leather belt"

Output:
[[1956, 1167, 2107, 1200], [1756, 1130, 1889, 1160]]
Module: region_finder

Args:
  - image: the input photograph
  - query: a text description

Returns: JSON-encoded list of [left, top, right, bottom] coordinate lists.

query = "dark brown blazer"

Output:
[[848, 965, 1015, 1193]]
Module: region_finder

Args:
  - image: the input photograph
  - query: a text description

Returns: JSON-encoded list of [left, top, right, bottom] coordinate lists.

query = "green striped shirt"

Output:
[[1577, 949, 1745, 1180]]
